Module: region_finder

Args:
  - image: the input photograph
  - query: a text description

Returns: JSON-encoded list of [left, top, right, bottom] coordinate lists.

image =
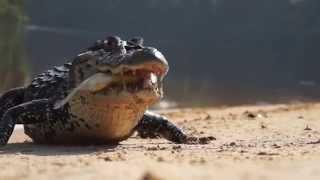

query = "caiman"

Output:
[[0, 36, 213, 145]]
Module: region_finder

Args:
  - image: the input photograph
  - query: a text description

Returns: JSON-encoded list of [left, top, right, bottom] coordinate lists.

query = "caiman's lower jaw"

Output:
[[96, 68, 163, 99]]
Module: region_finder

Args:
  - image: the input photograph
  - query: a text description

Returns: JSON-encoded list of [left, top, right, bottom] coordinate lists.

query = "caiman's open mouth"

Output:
[[97, 68, 162, 95]]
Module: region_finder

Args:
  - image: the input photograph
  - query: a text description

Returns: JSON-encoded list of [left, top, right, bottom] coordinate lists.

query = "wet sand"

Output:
[[1, 103, 320, 180]]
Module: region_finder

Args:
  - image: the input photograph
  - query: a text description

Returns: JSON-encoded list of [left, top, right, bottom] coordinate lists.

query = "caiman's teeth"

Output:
[[150, 73, 157, 84]]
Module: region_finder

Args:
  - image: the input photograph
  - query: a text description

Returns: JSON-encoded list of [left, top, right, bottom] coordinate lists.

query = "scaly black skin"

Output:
[[0, 36, 198, 146], [137, 111, 188, 143]]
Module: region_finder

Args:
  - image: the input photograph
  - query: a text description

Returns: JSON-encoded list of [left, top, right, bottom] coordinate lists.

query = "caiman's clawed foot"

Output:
[[136, 111, 216, 144]]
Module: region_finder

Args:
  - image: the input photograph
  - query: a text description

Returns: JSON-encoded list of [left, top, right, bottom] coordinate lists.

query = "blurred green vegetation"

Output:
[[0, 0, 29, 93], [0, 0, 25, 19]]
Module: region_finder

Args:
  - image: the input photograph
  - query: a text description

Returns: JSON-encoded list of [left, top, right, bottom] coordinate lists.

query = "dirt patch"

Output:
[[1, 103, 320, 179]]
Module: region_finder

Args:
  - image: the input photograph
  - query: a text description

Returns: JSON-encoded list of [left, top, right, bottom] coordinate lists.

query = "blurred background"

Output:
[[1, 0, 320, 107]]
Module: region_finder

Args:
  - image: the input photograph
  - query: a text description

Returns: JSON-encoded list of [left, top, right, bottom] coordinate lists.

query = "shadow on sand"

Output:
[[0, 142, 119, 156]]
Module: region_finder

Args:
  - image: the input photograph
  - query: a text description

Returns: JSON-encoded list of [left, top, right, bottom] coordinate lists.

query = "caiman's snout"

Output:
[[123, 47, 169, 78]]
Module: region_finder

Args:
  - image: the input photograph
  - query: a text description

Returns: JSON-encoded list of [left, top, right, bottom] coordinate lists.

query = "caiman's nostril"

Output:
[[129, 37, 144, 46]]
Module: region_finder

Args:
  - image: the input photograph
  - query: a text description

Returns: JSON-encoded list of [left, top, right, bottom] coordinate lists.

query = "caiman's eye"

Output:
[[106, 36, 121, 47]]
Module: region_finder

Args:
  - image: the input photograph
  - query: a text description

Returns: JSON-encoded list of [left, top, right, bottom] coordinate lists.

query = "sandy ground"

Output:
[[1, 103, 320, 180]]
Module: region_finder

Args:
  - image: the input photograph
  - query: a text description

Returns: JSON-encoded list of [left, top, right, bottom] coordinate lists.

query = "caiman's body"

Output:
[[0, 36, 208, 145]]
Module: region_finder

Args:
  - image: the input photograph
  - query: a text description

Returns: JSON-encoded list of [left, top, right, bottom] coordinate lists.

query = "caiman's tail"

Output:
[[0, 87, 25, 120]]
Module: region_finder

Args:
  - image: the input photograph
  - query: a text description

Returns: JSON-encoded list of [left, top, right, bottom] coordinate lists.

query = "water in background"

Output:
[[1, 0, 320, 107]]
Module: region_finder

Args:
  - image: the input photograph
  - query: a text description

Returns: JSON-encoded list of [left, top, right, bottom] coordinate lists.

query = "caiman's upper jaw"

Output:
[[97, 47, 169, 79]]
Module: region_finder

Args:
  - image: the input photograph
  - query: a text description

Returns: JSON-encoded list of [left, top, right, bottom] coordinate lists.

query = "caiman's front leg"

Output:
[[136, 111, 214, 144], [136, 111, 188, 143], [0, 99, 51, 145]]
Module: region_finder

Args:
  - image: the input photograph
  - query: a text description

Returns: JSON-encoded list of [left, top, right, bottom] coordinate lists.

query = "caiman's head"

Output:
[[58, 36, 169, 109]]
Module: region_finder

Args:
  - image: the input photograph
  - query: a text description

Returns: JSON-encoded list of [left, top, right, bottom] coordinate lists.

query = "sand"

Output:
[[1, 103, 320, 180]]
